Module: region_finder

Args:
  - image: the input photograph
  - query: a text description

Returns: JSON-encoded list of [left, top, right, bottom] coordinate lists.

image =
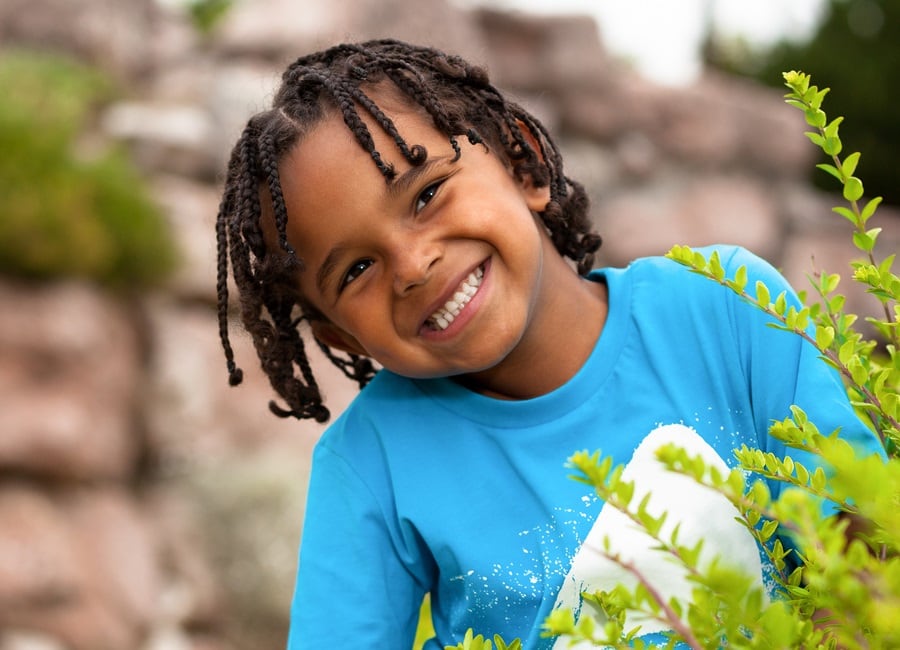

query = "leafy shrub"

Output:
[[0, 50, 177, 287], [186, 0, 234, 34], [449, 72, 898, 650]]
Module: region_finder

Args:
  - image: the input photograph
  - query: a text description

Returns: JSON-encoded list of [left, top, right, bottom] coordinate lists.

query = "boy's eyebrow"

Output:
[[387, 155, 454, 199], [316, 246, 347, 295]]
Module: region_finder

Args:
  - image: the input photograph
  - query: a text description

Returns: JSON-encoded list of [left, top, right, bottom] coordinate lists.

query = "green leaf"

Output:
[[729, 265, 748, 293], [848, 356, 868, 386], [838, 340, 856, 366], [805, 108, 826, 128], [815, 325, 835, 350], [708, 251, 725, 281], [806, 132, 826, 148], [843, 176, 864, 202], [852, 230, 874, 253], [823, 115, 843, 138], [692, 250, 708, 271], [760, 519, 780, 542], [831, 205, 857, 224], [811, 467, 827, 492], [756, 281, 771, 308], [802, 86, 818, 104], [823, 136, 842, 156], [811, 87, 830, 110], [795, 463, 809, 486], [816, 162, 843, 181], [841, 151, 860, 178], [774, 291, 788, 316], [821, 272, 841, 295], [860, 196, 882, 223]]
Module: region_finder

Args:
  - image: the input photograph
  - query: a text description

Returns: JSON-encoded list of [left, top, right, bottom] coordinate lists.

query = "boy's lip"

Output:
[[418, 258, 490, 338]]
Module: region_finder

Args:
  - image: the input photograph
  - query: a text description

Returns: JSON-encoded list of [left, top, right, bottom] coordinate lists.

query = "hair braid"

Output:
[[343, 79, 427, 166], [259, 133, 295, 258], [215, 38, 602, 422], [215, 179, 242, 386], [316, 73, 398, 180]]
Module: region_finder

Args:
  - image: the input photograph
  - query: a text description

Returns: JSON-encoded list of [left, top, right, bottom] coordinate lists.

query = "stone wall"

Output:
[[0, 1, 897, 648]]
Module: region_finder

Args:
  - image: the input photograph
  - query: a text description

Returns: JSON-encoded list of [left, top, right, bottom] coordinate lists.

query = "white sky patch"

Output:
[[451, 0, 828, 85]]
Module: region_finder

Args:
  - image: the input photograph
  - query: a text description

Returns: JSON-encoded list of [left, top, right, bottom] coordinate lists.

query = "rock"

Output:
[[140, 298, 352, 472], [474, 9, 610, 92], [149, 175, 221, 302], [205, 62, 286, 173], [0, 485, 161, 650], [215, 0, 484, 63], [0, 0, 164, 81], [101, 102, 219, 181], [779, 184, 900, 336], [0, 282, 140, 481], [595, 173, 783, 265], [0, 630, 67, 650]]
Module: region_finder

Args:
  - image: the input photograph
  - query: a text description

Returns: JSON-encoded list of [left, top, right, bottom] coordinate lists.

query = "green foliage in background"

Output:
[[704, 0, 900, 206], [442, 71, 899, 650], [0, 50, 177, 288], [186, 0, 234, 34]]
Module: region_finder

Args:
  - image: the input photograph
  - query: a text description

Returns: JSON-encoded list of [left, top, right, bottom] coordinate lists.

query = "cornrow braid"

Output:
[[215, 38, 602, 422]]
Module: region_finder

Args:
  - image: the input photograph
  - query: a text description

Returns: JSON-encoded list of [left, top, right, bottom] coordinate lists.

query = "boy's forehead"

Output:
[[292, 97, 443, 180], [316, 80, 437, 144], [275, 105, 454, 228], [358, 80, 426, 115]]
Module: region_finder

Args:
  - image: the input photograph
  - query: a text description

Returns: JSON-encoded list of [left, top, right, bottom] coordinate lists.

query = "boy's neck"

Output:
[[454, 254, 608, 401]]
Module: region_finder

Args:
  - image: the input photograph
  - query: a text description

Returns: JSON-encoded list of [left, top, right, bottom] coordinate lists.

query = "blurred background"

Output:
[[0, 0, 897, 648]]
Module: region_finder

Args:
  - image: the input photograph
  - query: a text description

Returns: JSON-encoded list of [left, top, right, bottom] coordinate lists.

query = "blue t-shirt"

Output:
[[287, 246, 885, 649]]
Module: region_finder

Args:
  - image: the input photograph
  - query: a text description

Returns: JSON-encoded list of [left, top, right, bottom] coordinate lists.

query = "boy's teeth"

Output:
[[427, 265, 484, 331]]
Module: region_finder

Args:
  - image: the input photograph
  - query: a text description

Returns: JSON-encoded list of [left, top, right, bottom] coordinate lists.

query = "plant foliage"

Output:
[[0, 50, 177, 288], [186, 0, 234, 34], [704, 0, 900, 206]]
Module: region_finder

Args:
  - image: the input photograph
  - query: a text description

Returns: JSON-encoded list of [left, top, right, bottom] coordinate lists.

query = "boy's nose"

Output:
[[392, 243, 440, 295]]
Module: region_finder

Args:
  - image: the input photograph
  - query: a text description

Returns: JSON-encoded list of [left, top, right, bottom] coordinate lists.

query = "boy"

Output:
[[214, 39, 885, 648]]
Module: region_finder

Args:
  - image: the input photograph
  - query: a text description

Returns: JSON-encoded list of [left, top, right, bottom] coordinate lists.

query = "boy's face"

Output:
[[276, 98, 556, 383]]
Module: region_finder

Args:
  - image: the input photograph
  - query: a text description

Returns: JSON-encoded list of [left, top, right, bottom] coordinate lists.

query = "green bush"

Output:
[[0, 50, 177, 287], [186, 0, 234, 34], [447, 72, 898, 650], [704, 0, 900, 207]]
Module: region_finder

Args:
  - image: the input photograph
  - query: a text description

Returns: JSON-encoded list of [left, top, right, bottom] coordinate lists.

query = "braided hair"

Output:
[[215, 38, 602, 422]]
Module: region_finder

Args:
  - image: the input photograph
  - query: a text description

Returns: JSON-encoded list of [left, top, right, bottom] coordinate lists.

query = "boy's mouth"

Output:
[[424, 264, 485, 331]]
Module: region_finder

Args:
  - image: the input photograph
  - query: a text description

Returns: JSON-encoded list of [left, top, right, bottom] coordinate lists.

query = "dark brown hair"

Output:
[[216, 38, 601, 422]]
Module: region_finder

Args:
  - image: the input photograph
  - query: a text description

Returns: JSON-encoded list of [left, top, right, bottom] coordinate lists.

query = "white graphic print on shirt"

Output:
[[551, 424, 766, 648]]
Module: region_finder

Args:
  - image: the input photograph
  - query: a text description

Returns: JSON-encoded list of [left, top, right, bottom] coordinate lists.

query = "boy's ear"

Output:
[[513, 119, 552, 211], [310, 321, 368, 357]]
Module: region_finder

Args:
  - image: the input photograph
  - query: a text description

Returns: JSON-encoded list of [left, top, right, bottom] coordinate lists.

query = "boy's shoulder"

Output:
[[603, 245, 780, 292], [593, 244, 749, 286], [315, 369, 423, 442], [627, 244, 762, 274], [592, 244, 789, 334]]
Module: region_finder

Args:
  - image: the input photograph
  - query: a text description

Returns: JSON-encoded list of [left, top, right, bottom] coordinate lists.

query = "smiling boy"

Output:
[[215, 40, 886, 649]]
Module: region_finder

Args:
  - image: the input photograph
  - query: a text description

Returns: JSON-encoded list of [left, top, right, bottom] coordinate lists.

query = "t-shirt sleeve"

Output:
[[287, 443, 427, 649], [718, 246, 886, 500]]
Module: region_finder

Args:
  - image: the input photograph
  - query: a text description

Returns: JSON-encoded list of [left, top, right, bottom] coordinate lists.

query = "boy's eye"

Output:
[[340, 259, 373, 290], [415, 179, 444, 212]]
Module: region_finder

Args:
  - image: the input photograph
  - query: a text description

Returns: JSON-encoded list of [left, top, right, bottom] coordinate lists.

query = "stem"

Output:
[[690, 263, 898, 444], [765, 311, 896, 445], [820, 132, 895, 327], [588, 546, 706, 650]]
